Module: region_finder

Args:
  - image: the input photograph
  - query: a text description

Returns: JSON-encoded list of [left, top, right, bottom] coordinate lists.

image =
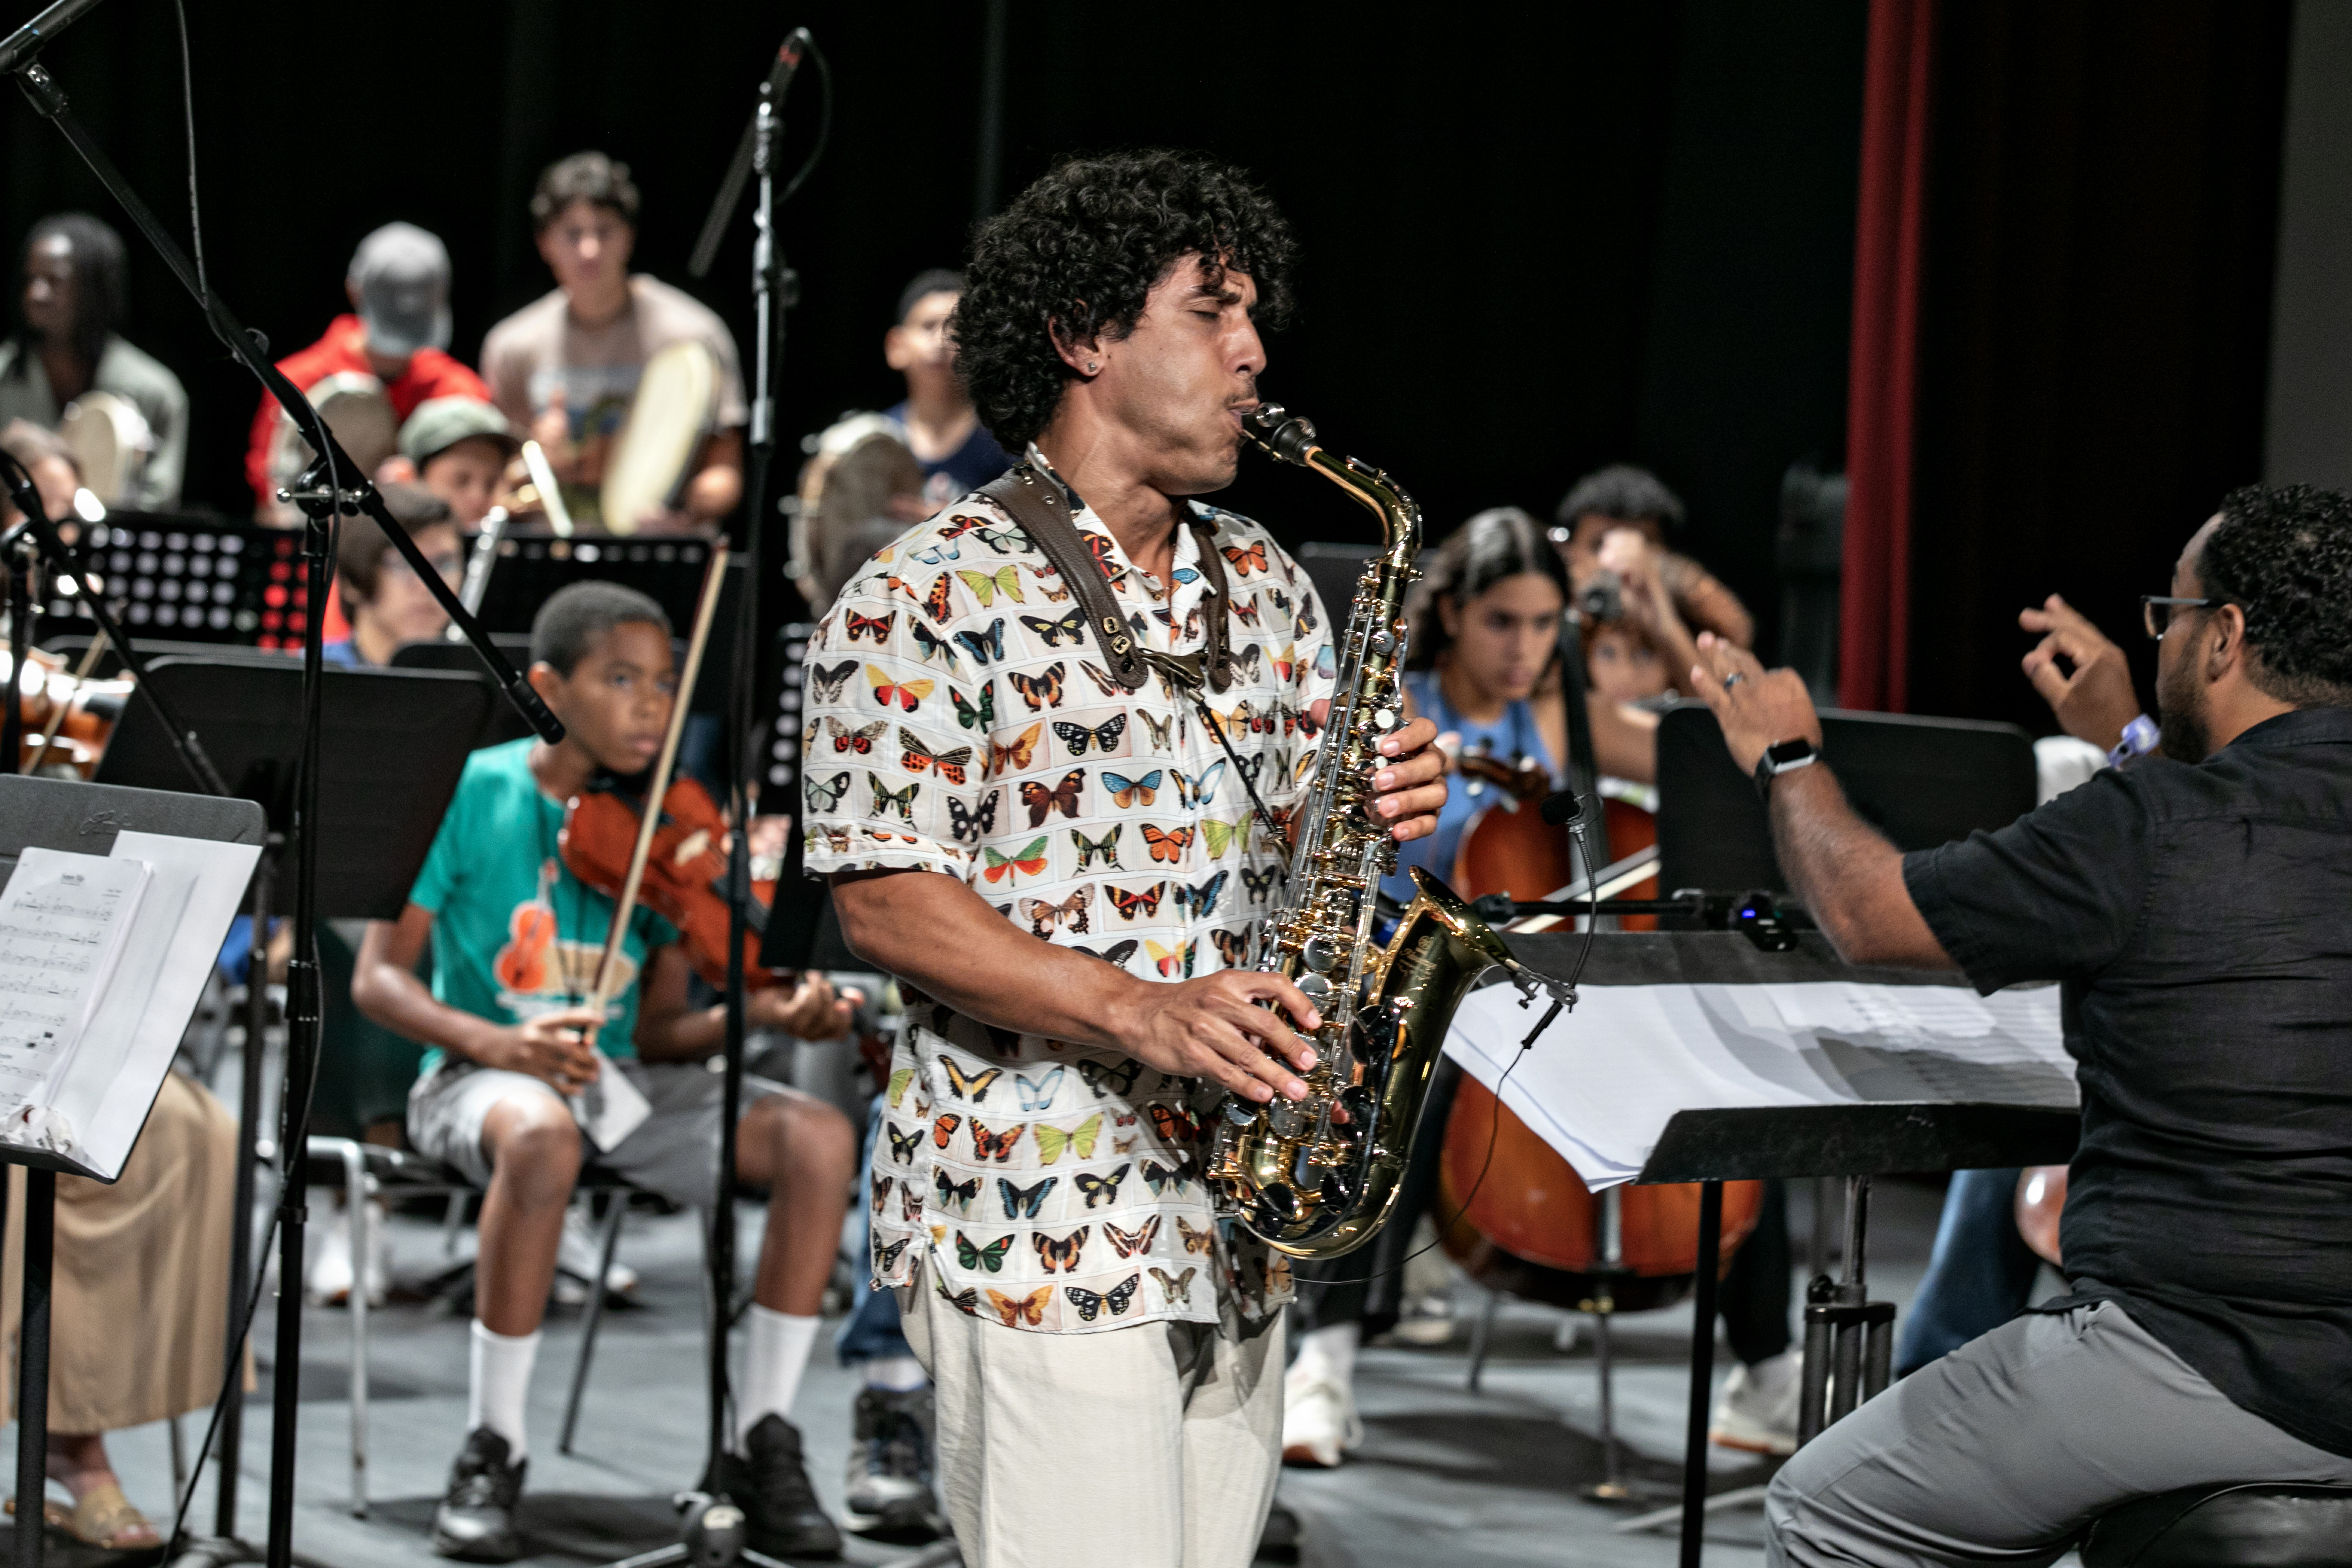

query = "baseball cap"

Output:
[[349, 222, 453, 359], [399, 397, 518, 465]]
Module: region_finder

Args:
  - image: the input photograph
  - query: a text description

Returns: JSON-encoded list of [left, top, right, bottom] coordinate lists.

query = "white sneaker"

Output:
[[555, 1199, 638, 1301], [1710, 1348, 1802, 1456], [1280, 1366, 1364, 1468], [1385, 1292, 1455, 1348]]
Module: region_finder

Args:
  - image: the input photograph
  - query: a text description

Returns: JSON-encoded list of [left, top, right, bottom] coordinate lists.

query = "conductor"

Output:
[[1690, 485, 2352, 1566]]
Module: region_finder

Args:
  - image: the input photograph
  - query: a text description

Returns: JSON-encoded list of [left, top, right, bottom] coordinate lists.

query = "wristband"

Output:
[[2107, 713, 2158, 769]]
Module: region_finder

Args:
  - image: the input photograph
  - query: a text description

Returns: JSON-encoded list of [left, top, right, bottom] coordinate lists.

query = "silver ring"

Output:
[[1722, 672, 1747, 691]]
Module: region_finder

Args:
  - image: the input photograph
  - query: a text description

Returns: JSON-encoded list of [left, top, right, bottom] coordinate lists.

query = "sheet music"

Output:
[[1444, 976, 2074, 1190], [70, 831, 261, 1180], [0, 849, 153, 1126]]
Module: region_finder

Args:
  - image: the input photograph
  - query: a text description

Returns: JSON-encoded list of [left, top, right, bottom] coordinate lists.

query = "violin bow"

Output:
[[26, 628, 107, 774], [580, 546, 730, 1037]]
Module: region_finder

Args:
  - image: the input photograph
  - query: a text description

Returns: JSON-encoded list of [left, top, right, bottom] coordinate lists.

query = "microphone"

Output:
[[1539, 789, 1584, 827], [767, 26, 812, 96], [0, 0, 109, 74]]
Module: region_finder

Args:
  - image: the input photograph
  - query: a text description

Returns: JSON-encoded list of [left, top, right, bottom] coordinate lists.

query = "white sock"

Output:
[[468, 1320, 541, 1459], [738, 1306, 822, 1442], [1291, 1321, 1360, 1387], [858, 1354, 929, 1393]]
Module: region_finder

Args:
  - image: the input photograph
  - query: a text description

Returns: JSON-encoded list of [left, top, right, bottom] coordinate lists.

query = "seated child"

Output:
[[354, 581, 860, 1563], [325, 482, 463, 667]]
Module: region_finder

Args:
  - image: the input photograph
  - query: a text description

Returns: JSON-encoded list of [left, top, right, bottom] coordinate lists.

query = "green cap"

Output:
[[398, 397, 518, 465]]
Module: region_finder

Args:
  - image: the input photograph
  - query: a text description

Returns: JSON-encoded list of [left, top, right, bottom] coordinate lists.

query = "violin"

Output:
[[6, 636, 124, 778], [561, 772, 783, 991], [552, 545, 786, 1015]]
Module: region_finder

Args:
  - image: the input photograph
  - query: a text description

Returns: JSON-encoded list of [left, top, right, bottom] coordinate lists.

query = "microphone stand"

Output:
[[7, 44, 566, 1568], [576, 38, 811, 1568]]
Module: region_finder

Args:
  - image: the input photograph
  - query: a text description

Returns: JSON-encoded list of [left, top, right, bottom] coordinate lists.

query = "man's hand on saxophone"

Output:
[[1358, 708, 1448, 844]]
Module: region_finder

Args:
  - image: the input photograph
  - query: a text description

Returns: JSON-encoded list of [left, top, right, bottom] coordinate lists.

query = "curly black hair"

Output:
[[1556, 464, 1685, 534], [954, 150, 1296, 452], [2203, 483, 2352, 704]]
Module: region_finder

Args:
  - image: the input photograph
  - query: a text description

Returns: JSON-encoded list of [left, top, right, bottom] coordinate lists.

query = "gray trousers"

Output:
[[1768, 1299, 2352, 1567]]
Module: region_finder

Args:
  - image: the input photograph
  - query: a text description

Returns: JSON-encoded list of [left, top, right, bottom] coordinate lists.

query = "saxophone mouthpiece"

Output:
[[1246, 403, 1319, 466]]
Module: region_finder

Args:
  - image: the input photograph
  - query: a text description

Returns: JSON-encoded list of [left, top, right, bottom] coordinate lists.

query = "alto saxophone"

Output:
[[1207, 405, 1569, 1259]]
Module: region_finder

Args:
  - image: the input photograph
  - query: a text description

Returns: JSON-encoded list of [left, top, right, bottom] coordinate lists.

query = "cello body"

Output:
[[1440, 765, 1761, 1312]]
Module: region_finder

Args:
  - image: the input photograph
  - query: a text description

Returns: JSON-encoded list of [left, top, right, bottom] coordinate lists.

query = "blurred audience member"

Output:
[[481, 152, 745, 534], [883, 269, 1010, 506], [0, 213, 187, 510], [246, 223, 490, 520], [326, 482, 461, 667]]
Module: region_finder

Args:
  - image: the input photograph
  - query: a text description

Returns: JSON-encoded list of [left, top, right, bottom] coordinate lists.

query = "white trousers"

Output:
[[898, 1264, 1284, 1568]]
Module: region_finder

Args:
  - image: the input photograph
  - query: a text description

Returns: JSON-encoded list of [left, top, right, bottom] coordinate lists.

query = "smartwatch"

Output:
[[1753, 737, 1819, 801]]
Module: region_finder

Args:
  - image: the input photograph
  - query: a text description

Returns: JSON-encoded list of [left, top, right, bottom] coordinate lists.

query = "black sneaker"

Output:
[[716, 1414, 843, 1560], [431, 1428, 526, 1563], [842, 1387, 942, 1542]]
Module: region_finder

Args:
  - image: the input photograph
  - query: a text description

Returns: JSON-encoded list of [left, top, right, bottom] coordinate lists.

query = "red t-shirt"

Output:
[[243, 314, 490, 511]]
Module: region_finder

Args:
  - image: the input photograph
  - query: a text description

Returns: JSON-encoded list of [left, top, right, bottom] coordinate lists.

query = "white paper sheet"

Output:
[[575, 1056, 651, 1151], [1443, 977, 2073, 1190], [69, 831, 261, 1180], [0, 848, 153, 1129]]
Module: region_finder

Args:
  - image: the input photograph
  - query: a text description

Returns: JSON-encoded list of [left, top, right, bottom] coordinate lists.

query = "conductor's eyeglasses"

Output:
[[2141, 595, 2227, 640]]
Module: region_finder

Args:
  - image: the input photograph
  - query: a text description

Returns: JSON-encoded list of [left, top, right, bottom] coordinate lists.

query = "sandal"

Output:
[[9, 1483, 161, 1551]]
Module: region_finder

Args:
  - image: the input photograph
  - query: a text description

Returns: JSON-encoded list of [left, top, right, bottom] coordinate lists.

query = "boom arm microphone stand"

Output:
[[4, 14, 567, 1568]]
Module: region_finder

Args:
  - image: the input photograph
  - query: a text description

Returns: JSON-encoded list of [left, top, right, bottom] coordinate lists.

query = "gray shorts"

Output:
[[406, 1057, 787, 1209]]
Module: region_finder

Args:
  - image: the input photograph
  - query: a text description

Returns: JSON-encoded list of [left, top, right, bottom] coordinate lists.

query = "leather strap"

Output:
[[975, 466, 1234, 693]]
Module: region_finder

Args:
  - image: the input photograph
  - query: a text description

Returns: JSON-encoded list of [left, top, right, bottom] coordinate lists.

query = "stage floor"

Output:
[[0, 1176, 2074, 1568]]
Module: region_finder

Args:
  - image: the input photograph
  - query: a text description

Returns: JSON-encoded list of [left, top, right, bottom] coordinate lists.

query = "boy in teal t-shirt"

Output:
[[353, 581, 860, 1562]]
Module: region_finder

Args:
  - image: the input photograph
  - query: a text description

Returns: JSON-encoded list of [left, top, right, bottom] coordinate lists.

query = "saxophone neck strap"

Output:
[[974, 465, 1234, 694]]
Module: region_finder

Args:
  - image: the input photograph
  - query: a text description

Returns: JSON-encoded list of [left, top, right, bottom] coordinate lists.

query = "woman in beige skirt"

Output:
[[4, 1070, 245, 1550]]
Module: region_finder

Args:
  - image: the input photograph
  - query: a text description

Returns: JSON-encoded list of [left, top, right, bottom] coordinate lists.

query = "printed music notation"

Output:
[[0, 849, 154, 1111]]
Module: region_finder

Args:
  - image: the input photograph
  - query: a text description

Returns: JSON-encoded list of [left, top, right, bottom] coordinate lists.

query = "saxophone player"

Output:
[[799, 150, 1447, 1568]]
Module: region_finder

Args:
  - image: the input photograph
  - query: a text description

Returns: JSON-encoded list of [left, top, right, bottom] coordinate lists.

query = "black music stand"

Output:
[[93, 662, 488, 1566], [469, 530, 730, 649], [0, 776, 265, 1568], [37, 515, 316, 653], [97, 660, 491, 918], [1629, 1105, 2077, 1563], [1498, 931, 2080, 1565], [1655, 705, 2035, 898]]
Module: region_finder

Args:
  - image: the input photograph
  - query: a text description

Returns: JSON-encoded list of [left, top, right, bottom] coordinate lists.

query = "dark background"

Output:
[[0, 0, 2296, 728], [1, 0, 1865, 673]]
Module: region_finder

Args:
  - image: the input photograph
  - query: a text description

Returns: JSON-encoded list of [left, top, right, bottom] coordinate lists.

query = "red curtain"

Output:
[[1838, 0, 1936, 712]]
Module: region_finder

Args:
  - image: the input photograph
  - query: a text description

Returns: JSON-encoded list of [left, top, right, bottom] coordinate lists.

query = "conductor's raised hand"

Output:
[[1690, 632, 1820, 775], [2019, 594, 2138, 752], [1113, 969, 1323, 1105], [485, 1005, 606, 1095]]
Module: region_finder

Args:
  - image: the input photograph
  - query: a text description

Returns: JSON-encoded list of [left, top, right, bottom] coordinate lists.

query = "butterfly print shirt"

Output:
[[802, 487, 1337, 1332]]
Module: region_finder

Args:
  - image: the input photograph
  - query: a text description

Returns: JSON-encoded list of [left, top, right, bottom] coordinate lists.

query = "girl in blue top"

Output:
[[1383, 506, 1575, 905]]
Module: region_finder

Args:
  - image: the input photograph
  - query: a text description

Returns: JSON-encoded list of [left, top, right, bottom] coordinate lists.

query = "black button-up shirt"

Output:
[[1903, 706, 2352, 1456]]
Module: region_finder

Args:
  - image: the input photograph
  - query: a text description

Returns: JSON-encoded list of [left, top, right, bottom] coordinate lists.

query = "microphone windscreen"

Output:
[[1540, 789, 1583, 827]]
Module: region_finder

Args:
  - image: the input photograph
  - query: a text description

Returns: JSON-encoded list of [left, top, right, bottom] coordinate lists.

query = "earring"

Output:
[[1086, 361, 1099, 373]]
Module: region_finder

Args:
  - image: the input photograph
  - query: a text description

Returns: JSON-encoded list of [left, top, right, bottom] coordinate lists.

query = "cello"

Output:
[[1437, 754, 1762, 1314]]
